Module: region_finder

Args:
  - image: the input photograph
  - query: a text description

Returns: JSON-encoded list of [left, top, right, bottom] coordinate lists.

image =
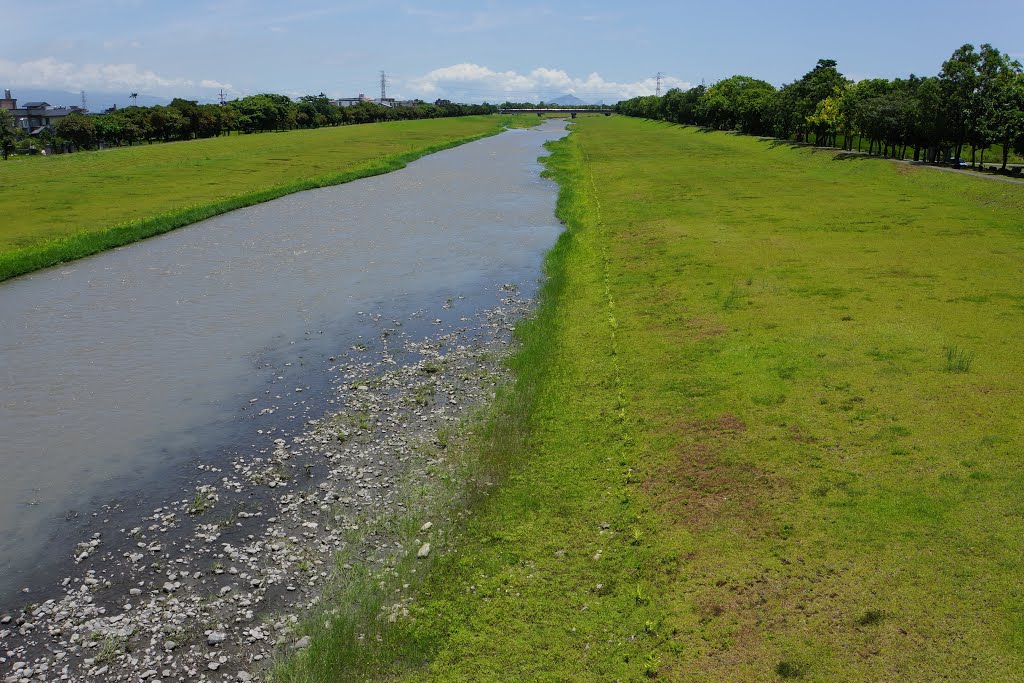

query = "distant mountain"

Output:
[[1, 87, 174, 112], [548, 94, 590, 106]]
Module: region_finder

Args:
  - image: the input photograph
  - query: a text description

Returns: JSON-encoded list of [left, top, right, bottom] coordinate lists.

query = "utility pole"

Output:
[[380, 70, 387, 102], [655, 72, 663, 97]]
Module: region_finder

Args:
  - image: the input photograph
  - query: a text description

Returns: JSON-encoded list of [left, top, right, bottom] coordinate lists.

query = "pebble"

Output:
[[0, 290, 533, 683]]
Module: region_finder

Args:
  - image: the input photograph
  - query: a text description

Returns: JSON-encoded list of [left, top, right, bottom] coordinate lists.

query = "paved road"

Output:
[[898, 159, 1024, 185]]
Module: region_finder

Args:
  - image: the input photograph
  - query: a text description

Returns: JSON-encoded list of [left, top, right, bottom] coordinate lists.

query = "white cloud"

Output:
[[199, 79, 234, 91], [102, 39, 141, 49], [0, 57, 231, 95], [405, 63, 690, 102]]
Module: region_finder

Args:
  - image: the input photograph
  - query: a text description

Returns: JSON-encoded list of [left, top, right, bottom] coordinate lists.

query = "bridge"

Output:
[[498, 108, 614, 118]]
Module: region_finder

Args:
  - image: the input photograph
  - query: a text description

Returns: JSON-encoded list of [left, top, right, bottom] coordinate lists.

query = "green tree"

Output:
[[777, 59, 849, 142], [976, 45, 1024, 169], [0, 109, 19, 160], [806, 86, 847, 147], [93, 114, 123, 146], [55, 112, 97, 150], [698, 76, 776, 134], [939, 44, 981, 162]]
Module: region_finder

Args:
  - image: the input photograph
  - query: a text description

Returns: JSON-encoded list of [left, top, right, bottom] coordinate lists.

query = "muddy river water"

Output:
[[0, 121, 567, 601]]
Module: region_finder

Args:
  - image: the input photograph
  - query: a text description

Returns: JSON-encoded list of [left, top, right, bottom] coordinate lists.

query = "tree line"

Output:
[[616, 44, 1024, 170], [0, 94, 498, 157]]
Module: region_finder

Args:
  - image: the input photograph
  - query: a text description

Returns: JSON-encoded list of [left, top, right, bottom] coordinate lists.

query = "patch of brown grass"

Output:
[[643, 413, 780, 534]]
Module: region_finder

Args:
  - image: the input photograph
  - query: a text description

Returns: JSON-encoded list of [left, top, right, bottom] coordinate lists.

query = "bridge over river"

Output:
[[499, 108, 614, 118]]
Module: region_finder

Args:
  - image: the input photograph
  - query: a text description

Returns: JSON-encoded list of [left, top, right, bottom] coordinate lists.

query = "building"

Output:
[[1, 90, 86, 134], [329, 93, 396, 108]]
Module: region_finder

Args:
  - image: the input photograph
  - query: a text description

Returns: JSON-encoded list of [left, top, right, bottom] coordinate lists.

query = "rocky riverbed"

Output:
[[0, 284, 533, 683]]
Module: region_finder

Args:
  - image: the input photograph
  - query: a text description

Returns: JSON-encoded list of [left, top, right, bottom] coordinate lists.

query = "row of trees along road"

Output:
[[0, 94, 498, 156], [617, 44, 1024, 170]]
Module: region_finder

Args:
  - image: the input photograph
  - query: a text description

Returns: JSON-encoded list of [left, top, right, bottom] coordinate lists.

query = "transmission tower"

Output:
[[218, 89, 226, 105], [380, 70, 387, 101], [81, 90, 87, 111], [655, 72, 663, 97]]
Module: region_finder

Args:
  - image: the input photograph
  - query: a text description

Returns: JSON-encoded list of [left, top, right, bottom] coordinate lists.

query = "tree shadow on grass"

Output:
[[832, 152, 879, 162]]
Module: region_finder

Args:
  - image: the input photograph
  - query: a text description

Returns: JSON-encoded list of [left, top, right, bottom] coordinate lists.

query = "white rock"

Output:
[[207, 631, 227, 645], [417, 543, 431, 558]]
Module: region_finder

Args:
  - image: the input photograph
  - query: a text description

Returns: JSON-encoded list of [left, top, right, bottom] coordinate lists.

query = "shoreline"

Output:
[[0, 120, 519, 284], [0, 284, 536, 682]]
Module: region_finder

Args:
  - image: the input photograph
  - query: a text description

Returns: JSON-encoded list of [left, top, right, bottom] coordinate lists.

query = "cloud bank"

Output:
[[405, 63, 690, 102], [0, 57, 233, 96]]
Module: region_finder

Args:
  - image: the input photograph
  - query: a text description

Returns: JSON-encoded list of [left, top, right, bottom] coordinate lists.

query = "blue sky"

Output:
[[2, 0, 1022, 104]]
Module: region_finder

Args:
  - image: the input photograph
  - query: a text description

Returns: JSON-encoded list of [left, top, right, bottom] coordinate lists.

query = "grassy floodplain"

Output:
[[0, 116, 521, 281], [278, 115, 1024, 681]]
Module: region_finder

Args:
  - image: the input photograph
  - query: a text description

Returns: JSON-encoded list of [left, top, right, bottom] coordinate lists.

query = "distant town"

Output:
[[0, 86, 603, 158]]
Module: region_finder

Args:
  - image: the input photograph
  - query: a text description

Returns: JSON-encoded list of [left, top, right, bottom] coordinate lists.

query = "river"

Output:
[[0, 120, 567, 602]]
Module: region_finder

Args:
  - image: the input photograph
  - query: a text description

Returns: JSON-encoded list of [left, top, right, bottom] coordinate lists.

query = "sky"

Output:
[[2, 0, 1022, 106]]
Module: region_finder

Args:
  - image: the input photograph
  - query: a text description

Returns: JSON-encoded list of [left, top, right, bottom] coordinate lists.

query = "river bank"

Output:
[[0, 285, 534, 682], [0, 115, 533, 282], [362, 116, 1024, 681], [0, 119, 569, 681], [0, 121, 566, 599]]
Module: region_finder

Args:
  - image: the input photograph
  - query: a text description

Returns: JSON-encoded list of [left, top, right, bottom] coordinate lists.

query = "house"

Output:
[[1, 90, 86, 134], [329, 93, 396, 108]]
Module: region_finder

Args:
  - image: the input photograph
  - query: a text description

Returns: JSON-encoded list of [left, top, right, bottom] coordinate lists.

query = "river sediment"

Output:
[[0, 284, 534, 682]]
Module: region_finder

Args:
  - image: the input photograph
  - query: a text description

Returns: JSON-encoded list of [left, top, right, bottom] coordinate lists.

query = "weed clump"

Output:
[[944, 345, 975, 373], [857, 609, 888, 626], [774, 660, 809, 678]]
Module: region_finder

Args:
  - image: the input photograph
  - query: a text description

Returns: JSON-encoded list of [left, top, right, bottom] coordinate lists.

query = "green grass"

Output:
[[274, 116, 1024, 681], [0, 116, 520, 281]]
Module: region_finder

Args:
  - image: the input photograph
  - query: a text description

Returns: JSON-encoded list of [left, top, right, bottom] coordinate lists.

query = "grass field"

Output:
[[275, 115, 1024, 681], [0, 116, 520, 281]]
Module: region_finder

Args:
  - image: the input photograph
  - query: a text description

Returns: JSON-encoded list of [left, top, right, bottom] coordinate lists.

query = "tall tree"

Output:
[[939, 44, 981, 162], [55, 112, 97, 150], [698, 75, 776, 134], [788, 59, 849, 143], [0, 109, 18, 160], [976, 45, 1024, 169]]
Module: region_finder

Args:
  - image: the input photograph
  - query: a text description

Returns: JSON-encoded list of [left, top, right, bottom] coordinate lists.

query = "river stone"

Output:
[[207, 631, 227, 645], [417, 543, 431, 558]]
